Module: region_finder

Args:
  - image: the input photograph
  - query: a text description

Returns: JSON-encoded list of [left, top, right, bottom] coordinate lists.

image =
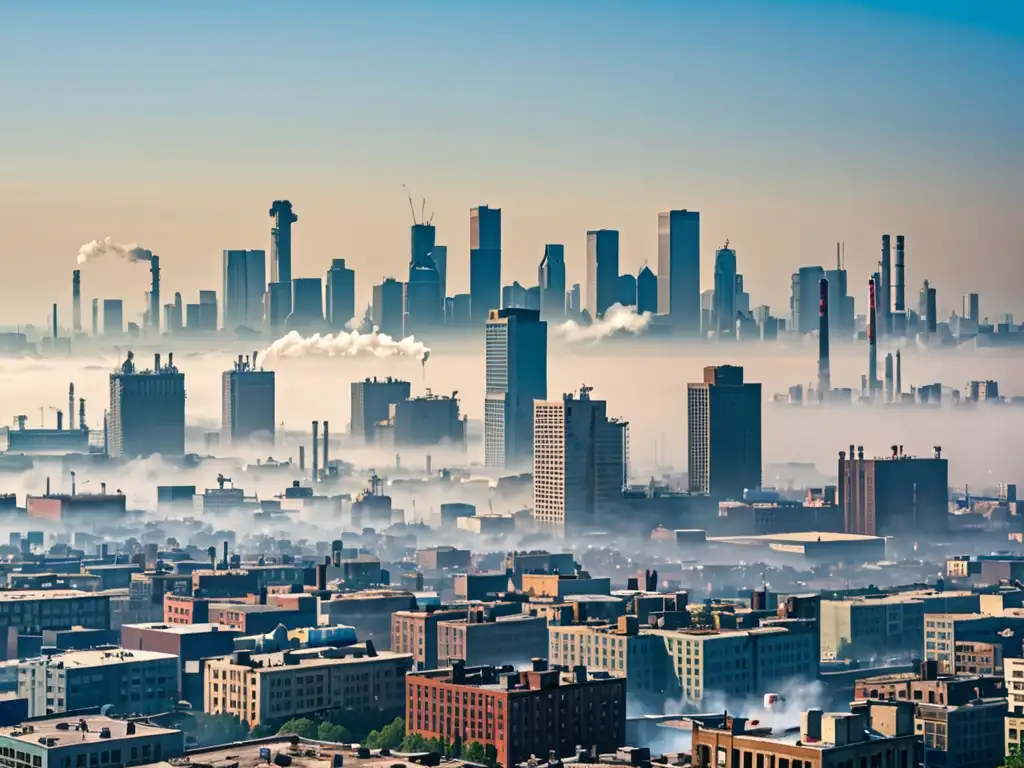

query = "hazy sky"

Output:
[[2, 0, 1022, 327]]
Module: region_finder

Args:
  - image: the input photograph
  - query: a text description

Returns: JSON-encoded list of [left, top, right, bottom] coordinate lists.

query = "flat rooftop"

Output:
[[0, 590, 96, 602], [213, 648, 411, 672], [709, 532, 884, 544], [25, 649, 177, 668], [140, 742, 410, 768], [123, 622, 235, 635], [0, 716, 177, 747]]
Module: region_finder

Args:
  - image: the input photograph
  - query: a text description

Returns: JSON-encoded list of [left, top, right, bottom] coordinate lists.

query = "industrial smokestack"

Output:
[[880, 235, 892, 336], [868, 277, 878, 395], [79, 398, 86, 432], [91, 298, 99, 336], [56, 410, 63, 431], [884, 352, 894, 403], [298, 445, 305, 471], [895, 235, 906, 312], [72, 270, 82, 334], [312, 420, 319, 481], [322, 421, 329, 473], [896, 348, 902, 398], [52, 303, 58, 340], [818, 278, 830, 398], [69, 383, 75, 430], [149, 255, 160, 334]]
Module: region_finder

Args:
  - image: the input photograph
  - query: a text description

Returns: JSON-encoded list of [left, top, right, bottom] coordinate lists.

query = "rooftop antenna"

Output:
[[402, 184, 418, 225], [724, 238, 730, 249], [842, 242, 846, 270], [836, 242, 840, 269]]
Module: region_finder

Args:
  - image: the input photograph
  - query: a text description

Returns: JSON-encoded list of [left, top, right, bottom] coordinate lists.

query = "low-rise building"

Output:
[[322, 590, 417, 650], [0, 591, 110, 660], [391, 608, 466, 670], [406, 659, 625, 768], [522, 573, 611, 599], [549, 616, 663, 695], [436, 612, 547, 667], [924, 612, 1024, 673]]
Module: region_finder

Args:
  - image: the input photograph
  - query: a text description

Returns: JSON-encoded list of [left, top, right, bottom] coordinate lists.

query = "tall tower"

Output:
[[894, 235, 906, 313], [818, 278, 830, 397], [469, 205, 502, 324], [269, 200, 298, 285], [223, 250, 267, 330], [147, 256, 160, 335], [485, 308, 547, 470], [880, 235, 892, 336], [538, 245, 566, 321], [713, 243, 737, 338], [657, 210, 700, 336], [586, 230, 620, 319], [868, 277, 878, 393], [72, 270, 82, 334]]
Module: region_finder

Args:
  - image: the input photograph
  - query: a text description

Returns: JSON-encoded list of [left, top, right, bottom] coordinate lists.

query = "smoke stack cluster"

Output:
[[818, 278, 830, 398]]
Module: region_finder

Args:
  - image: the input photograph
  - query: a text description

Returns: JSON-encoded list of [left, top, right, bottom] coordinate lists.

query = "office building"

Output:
[[687, 365, 762, 500], [268, 200, 297, 322], [411, 222, 436, 270], [0, 716, 183, 768], [108, 352, 186, 458], [405, 259, 443, 334], [962, 292, 980, 324], [838, 445, 948, 536], [533, 386, 627, 534], [501, 281, 530, 310], [384, 392, 465, 446], [636, 265, 657, 315], [197, 290, 217, 331], [657, 209, 700, 334], [221, 249, 266, 330], [102, 299, 123, 336], [713, 243, 737, 338], [617, 273, 637, 307], [391, 608, 468, 671], [432, 245, 447, 303], [288, 277, 323, 326], [470, 205, 502, 324], [825, 264, 855, 339], [538, 244, 566, 320], [406, 660, 625, 768], [485, 308, 547, 470], [206, 646, 411, 727], [790, 266, 826, 336], [586, 229, 620, 319], [372, 278, 405, 339], [18, 649, 178, 717], [920, 279, 938, 334], [351, 377, 411, 441], [325, 258, 356, 329], [221, 355, 275, 445], [436, 612, 547, 669]]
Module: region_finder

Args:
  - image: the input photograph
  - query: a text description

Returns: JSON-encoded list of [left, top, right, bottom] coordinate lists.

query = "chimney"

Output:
[[868, 277, 878, 394], [896, 349, 902, 398], [253, 350, 259, 369], [895, 235, 906, 312], [154, 353, 161, 371], [222, 540, 229, 569], [312, 421, 319, 481], [298, 445, 305, 471], [79, 398, 86, 431], [316, 562, 328, 591], [818, 277, 830, 397], [56, 410, 63, 431], [149, 255, 160, 335], [322, 420, 329, 471], [69, 383, 75, 430], [626, 577, 639, 591], [45, 477, 50, 496], [167, 352, 173, 368], [52, 303, 58, 340], [72, 270, 82, 334]]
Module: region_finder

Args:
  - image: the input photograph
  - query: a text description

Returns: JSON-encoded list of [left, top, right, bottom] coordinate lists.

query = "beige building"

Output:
[[549, 618, 662, 694], [0, 716, 183, 768], [1006, 657, 1024, 756], [204, 646, 411, 726]]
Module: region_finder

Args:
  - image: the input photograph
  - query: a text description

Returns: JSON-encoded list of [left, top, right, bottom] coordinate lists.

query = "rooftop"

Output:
[[0, 590, 96, 602], [23, 649, 177, 668], [142, 741, 410, 768], [213, 647, 411, 673], [0, 716, 178, 747], [710, 532, 883, 544], [123, 622, 235, 635]]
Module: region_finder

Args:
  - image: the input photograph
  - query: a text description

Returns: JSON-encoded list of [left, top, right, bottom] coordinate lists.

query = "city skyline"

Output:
[[1, 1, 1021, 326]]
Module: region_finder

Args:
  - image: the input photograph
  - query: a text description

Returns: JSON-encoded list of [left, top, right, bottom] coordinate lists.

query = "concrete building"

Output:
[[436, 612, 547, 667], [1005, 656, 1024, 755], [350, 377, 411, 442], [838, 445, 949, 536], [197, 290, 218, 331], [391, 608, 467, 671], [657, 210, 700, 335], [322, 591, 417, 650], [221, 355, 275, 445], [687, 365, 762, 500], [385, 392, 465, 446], [121, 622, 241, 699], [923, 612, 1024, 674], [289, 277, 323, 326], [469, 205, 502, 325], [538, 244, 566, 320], [108, 352, 186, 458], [325, 258, 356, 329], [532, 386, 627, 534], [790, 266, 826, 336], [222, 249, 266, 330], [406, 660, 625, 768], [484, 308, 547, 470], [0, 716, 183, 768], [0, 591, 110, 660], [372, 278, 405, 339], [549, 618, 664, 696], [18, 649, 178, 717], [101, 299, 123, 336], [586, 229, 620, 319], [206, 646, 411, 726]]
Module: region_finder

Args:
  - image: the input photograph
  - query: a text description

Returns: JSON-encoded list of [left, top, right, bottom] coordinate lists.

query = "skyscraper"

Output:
[[72, 270, 82, 334], [617, 274, 637, 307], [289, 278, 324, 326], [222, 355, 275, 445], [432, 245, 448, 305], [880, 235, 892, 336], [411, 223, 436, 271], [734, 273, 750, 317], [108, 351, 186, 458], [325, 258, 356, 329], [222, 249, 267, 330], [713, 244, 737, 338], [532, 386, 626, 534], [102, 299, 123, 336], [657, 210, 700, 335], [790, 266, 826, 336], [351, 376, 411, 442], [469, 205, 502, 324], [405, 258, 443, 334], [586, 230, 620, 319], [636, 266, 657, 315], [268, 200, 298, 323], [962, 293, 980, 324], [485, 308, 547, 470], [198, 290, 218, 332], [687, 365, 761, 500], [538, 244, 566, 321], [372, 278, 405, 339]]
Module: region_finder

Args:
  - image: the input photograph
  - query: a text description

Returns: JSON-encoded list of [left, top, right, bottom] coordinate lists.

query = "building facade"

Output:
[[657, 210, 700, 335], [585, 229, 620, 319], [108, 352, 186, 458], [325, 258, 356, 329], [538, 244, 566, 320], [350, 377, 411, 441], [469, 205, 502, 325], [221, 358, 275, 445], [222, 249, 266, 330]]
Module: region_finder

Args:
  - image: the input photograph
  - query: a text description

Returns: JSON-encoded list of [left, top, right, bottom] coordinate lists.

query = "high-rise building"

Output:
[[962, 293, 980, 324], [108, 351, 186, 458], [222, 249, 266, 330], [372, 278, 405, 339], [880, 234, 893, 336], [825, 264, 854, 339], [636, 266, 657, 315], [687, 365, 761, 500], [485, 308, 547, 470], [289, 277, 323, 326], [538, 244, 566, 321], [350, 377, 411, 441], [185, 303, 200, 331], [198, 290, 218, 331], [168, 292, 184, 334], [920, 280, 938, 334], [325, 258, 356, 329], [469, 205, 502, 325], [222, 354, 275, 445], [431, 245, 447, 304], [734, 273, 750, 317], [386, 393, 466, 446], [268, 201, 297, 324], [405, 257, 443, 334], [501, 282, 529, 310], [533, 386, 627, 534], [101, 299, 123, 336], [790, 266, 826, 336], [91, 298, 99, 336], [657, 210, 700, 335], [713, 244, 737, 338], [411, 223, 436, 270], [617, 273, 637, 307], [585, 229, 620, 319], [568, 284, 581, 317]]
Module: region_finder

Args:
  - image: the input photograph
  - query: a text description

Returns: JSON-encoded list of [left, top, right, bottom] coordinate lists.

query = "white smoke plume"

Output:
[[77, 236, 154, 264], [555, 303, 652, 342], [259, 329, 431, 365]]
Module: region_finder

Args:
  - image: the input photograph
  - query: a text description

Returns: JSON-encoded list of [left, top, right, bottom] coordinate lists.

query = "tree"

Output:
[[250, 723, 276, 739], [1003, 745, 1024, 768], [364, 717, 404, 749], [400, 733, 430, 752], [462, 742, 487, 764], [187, 713, 249, 747], [317, 722, 352, 743], [485, 744, 499, 768], [278, 718, 317, 739]]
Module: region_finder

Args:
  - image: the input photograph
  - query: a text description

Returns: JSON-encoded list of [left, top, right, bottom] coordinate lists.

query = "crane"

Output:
[[403, 184, 418, 225]]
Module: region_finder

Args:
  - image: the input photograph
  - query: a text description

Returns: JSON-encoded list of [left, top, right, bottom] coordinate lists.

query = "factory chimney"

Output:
[[72, 270, 82, 334], [896, 349, 902, 399], [312, 420, 319, 481], [52, 303, 58, 340], [818, 278, 830, 399], [79, 398, 86, 432], [69, 383, 75, 430], [56, 410, 63, 431], [149, 255, 161, 334], [880, 235, 892, 336], [322, 421, 329, 473], [298, 445, 306, 471], [868, 277, 878, 395], [895, 235, 906, 313], [884, 352, 894, 403]]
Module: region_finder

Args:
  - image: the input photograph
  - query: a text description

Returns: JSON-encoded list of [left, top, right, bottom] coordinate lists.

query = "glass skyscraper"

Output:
[[470, 205, 502, 325], [657, 210, 701, 335]]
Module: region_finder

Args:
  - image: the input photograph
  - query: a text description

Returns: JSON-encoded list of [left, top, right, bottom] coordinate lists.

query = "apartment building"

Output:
[[322, 590, 417, 650], [548, 617, 663, 694], [0, 591, 110, 660], [1006, 657, 1024, 756], [436, 613, 548, 667], [923, 612, 1024, 674], [0, 716, 183, 768], [205, 646, 411, 727], [406, 660, 625, 768], [391, 608, 467, 670], [18, 649, 178, 717]]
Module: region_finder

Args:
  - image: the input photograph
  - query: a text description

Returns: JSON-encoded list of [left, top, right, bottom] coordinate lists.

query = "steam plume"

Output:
[[77, 236, 154, 265], [555, 303, 652, 342], [260, 329, 431, 364]]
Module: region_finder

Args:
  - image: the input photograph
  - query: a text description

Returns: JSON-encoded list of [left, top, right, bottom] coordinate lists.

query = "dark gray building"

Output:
[[385, 393, 465, 446], [586, 229, 620, 319], [687, 365, 761, 500], [269, 200, 297, 322], [108, 352, 186, 458], [351, 377, 411, 441], [289, 277, 323, 326], [222, 355, 275, 445], [657, 210, 700, 335], [636, 265, 658, 315], [325, 258, 356, 329], [790, 266, 826, 336], [222, 249, 266, 330], [102, 299, 123, 336], [372, 277, 405, 339], [469, 205, 502, 325], [538, 244, 566, 320]]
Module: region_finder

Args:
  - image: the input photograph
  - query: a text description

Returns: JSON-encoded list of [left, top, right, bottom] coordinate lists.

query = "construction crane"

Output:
[[403, 184, 418, 225]]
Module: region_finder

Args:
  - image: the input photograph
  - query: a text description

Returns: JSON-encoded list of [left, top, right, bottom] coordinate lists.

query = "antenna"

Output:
[[402, 184, 418, 225]]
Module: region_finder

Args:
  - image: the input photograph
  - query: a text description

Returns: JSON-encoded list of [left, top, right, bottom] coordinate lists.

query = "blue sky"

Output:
[[1, 0, 1022, 323]]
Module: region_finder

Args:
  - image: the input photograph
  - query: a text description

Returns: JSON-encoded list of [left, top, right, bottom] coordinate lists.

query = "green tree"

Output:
[[317, 722, 352, 743], [187, 713, 249, 747], [401, 733, 430, 752], [364, 717, 404, 749], [1003, 745, 1024, 768], [278, 718, 318, 739], [485, 744, 499, 768], [250, 723, 276, 739], [462, 742, 487, 764]]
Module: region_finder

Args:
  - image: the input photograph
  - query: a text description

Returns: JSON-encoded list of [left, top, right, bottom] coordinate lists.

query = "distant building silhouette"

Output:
[[713, 245, 737, 338], [222, 249, 266, 330], [351, 376, 411, 442], [372, 278, 405, 339], [108, 352, 186, 458], [325, 258, 356, 329], [538, 245, 566, 320], [657, 210, 700, 335], [268, 200, 298, 324], [102, 300, 123, 336], [636, 266, 657, 315], [288, 278, 323, 327], [790, 266, 825, 336], [222, 355, 275, 446], [432, 245, 448, 305], [469, 205, 502, 325], [586, 229, 620, 319], [617, 273, 637, 308]]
